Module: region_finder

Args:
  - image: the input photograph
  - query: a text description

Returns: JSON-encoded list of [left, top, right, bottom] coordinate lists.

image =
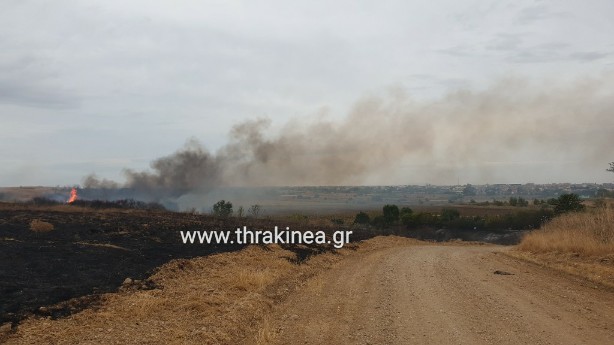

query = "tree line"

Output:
[[353, 193, 586, 232]]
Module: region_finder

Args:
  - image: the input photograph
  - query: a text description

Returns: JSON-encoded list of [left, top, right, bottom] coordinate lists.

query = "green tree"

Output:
[[212, 200, 233, 217], [382, 204, 400, 224], [353, 211, 371, 225], [554, 193, 585, 214]]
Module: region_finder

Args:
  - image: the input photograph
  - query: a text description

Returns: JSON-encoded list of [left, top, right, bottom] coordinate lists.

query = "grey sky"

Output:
[[1, 0, 613, 186]]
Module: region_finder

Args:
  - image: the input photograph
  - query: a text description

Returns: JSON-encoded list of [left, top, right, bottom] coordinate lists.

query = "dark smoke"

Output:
[[84, 75, 614, 202], [122, 139, 221, 199]]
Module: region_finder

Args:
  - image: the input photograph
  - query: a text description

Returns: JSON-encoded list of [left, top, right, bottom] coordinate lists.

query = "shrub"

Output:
[[554, 193, 585, 214], [353, 211, 370, 224], [213, 200, 233, 217], [382, 204, 400, 224]]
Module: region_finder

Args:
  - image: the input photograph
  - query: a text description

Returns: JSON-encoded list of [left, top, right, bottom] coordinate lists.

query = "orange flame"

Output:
[[67, 188, 78, 203]]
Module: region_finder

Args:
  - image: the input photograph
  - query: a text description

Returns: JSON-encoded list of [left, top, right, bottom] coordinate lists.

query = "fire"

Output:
[[67, 188, 78, 203]]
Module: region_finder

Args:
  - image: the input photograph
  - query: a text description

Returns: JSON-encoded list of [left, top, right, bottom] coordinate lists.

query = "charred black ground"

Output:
[[0, 200, 538, 327], [0, 205, 350, 325]]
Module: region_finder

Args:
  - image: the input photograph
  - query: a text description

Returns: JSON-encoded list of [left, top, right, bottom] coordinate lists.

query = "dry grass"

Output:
[[511, 205, 614, 288], [29, 219, 54, 233], [232, 268, 277, 291], [518, 207, 614, 256], [255, 317, 276, 345]]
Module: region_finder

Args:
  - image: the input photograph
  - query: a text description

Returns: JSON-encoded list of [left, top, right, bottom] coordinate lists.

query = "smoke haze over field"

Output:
[[84, 75, 614, 200]]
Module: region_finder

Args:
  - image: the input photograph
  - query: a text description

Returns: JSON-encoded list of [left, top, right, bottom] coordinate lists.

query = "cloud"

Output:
[[514, 3, 567, 25], [569, 51, 610, 62], [0, 56, 80, 108], [485, 33, 525, 52]]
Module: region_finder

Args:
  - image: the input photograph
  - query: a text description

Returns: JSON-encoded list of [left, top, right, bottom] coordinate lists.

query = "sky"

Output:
[[1, 0, 613, 187]]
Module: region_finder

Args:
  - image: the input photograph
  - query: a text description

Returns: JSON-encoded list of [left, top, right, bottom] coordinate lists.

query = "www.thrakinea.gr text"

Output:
[[180, 226, 353, 248]]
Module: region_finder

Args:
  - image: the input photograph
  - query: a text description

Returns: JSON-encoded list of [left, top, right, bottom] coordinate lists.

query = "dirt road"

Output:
[[272, 245, 614, 344]]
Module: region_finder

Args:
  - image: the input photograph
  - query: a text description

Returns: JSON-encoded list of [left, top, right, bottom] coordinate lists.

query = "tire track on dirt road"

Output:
[[272, 244, 614, 344]]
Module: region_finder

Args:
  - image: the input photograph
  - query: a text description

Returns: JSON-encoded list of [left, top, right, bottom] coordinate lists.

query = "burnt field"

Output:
[[0, 204, 347, 326]]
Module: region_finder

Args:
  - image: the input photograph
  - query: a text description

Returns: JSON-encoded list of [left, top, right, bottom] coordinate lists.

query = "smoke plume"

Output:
[[85, 75, 614, 200]]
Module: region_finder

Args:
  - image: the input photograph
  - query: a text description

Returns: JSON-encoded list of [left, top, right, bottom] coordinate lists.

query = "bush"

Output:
[[382, 204, 400, 224], [213, 200, 233, 217], [353, 211, 370, 225], [554, 193, 585, 214]]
